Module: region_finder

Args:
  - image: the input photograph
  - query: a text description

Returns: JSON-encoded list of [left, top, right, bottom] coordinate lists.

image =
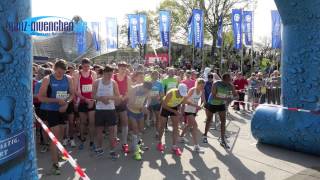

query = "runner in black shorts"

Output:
[[203, 74, 238, 149]]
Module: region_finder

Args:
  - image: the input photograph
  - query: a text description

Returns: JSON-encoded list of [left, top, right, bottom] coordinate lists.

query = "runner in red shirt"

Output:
[[233, 72, 248, 111], [74, 58, 97, 150], [113, 61, 132, 153]]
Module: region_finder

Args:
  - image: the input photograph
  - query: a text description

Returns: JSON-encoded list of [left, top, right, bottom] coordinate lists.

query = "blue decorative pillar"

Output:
[[0, 0, 38, 179], [252, 0, 320, 155]]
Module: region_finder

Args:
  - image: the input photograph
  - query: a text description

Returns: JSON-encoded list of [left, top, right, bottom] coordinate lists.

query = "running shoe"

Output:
[[133, 147, 142, 161], [122, 144, 130, 154], [172, 147, 182, 156], [110, 151, 119, 160], [157, 143, 165, 152], [70, 139, 76, 148], [220, 140, 230, 149], [194, 145, 203, 153], [51, 163, 61, 175], [202, 136, 208, 143], [78, 143, 84, 150], [95, 148, 104, 157]]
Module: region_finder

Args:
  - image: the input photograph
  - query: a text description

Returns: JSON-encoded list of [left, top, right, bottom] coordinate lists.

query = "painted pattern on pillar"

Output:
[[0, 0, 38, 179], [252, 0, 320, 156]]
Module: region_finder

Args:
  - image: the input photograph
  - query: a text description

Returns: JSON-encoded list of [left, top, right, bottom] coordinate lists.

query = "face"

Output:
[[151, 72, 158, 81], [118, 65, 127, 74], [103, 71, 113, 80], [208, 76, 213, 82], [135, 74, 144, 84], [54, 67, 66, 77], [82, 63, 90, 72], [197, 83, 205, 90], [224, 75, 232, 83], [168, 69, 174, 77]]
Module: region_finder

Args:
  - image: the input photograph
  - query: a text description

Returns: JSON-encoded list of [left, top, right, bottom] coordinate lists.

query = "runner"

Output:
[[180, 79, 205, 152], [162, 68, 178, 94], [203, 73, 238, 149], [181, 70, 196, 90], [113, 61, 132, 154], [157, 84, 189, 156], [127, 81, 152, 160], [74, 58, 97, 150], [92, 65, 120, 159], [38, 59, 75, 175], [149, 70, 164, 138]]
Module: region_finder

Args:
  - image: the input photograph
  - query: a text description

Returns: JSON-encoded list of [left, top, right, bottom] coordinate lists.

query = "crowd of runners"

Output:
[[32, 58, 281, 175]]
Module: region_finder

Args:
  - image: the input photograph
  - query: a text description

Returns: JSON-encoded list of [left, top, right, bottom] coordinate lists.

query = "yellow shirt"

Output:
[[165, 89, 184, 107]]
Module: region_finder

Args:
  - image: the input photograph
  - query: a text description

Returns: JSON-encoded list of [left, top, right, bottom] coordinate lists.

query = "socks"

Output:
[[132, 134, 138, 152], [122, 126, 128, 145]]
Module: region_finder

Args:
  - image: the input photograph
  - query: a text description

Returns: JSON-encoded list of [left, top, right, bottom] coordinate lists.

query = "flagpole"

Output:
[[168, 10, 172, 67], [220, 14, 224, 74], [240, 9, 243, 73], [251, 1, 255, 74]]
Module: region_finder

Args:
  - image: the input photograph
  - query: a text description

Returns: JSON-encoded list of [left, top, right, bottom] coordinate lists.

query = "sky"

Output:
[[32, 0, 277, 44]]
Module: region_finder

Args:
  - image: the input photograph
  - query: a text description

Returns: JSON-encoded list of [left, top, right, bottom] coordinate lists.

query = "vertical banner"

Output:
[[192, 9, 204, 48], [138, 14, 148, 45], [187, 15, 193, 45], [243, 11, 253, 46], [159, 10, 171, 48], [232, 9, 242, 50], [216, 15, 223, 47], [90, 22, 100, 51], [106, 17, 118, 49], [128, 14, 139, 48], [271, 10, 281, 49], [76, 20, 87, 55]]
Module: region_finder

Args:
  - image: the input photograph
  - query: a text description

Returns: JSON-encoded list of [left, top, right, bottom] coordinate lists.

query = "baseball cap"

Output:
[[178, 84, 188, 97]]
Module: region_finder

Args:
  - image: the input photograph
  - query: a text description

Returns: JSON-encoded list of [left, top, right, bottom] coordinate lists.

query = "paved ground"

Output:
[[37, 108, 320, 180]]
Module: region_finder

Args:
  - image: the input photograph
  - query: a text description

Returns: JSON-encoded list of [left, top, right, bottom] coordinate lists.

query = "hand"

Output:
[[59, 104, 68, 113], [141, 107, 149, 114], [57, 99, 67, 106]]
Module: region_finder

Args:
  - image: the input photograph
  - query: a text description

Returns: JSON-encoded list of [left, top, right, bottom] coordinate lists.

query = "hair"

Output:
[[118, 61, 128, 66], [81, 58, 91, 65], [196, 78, 205, 86], [222, 73, 231, 81], [54, 59, 67, 70], [103, 65, 114, 73], [41, 64, 49, 68], [143, 81, 153, 90]]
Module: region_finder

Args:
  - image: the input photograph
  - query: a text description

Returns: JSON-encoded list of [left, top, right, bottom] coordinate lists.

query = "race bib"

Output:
[[56, 91, 68, 100], [167, 82, 177, 90], [151, 90, 159, 97], [135, 96, 146, 107], [261, 87, 267, 94], [82, 84, 92, 93], [216, 93, 227, 99]]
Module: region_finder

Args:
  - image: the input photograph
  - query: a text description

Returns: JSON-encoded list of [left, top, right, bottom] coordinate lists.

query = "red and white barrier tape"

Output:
[[33, 111, 90, 180], [233, 100, 320, 115]]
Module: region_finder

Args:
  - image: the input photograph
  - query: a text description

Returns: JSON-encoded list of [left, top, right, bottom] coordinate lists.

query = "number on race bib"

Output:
[[82, 84, 93, 93], [56, 91, 68, 100]]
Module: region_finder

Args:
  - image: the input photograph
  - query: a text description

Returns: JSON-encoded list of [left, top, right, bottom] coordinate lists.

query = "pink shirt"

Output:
[[181, 79, 196, 90]]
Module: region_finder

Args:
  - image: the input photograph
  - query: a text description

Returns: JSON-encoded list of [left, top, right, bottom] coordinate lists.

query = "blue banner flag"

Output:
[[159, 10, 170, 48], [76, 20, 87, 55], [271, 10, 281, 49], [106, 17, 118, 49], [90, 22, 100, 51], [216, 15, 223, 47], [128, 14, 139, 48], [192, 9, 204, 48], [138, 14, 148, 45], [243, 11, 253, 46], [232, 9, 242, 50], [187, 15, 193, 45]]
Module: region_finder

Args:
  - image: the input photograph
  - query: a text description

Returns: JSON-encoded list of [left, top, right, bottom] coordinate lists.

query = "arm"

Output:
[[182, 88, 200, 108], [66, 75, 75, 103], [37, 76, 65, 105]]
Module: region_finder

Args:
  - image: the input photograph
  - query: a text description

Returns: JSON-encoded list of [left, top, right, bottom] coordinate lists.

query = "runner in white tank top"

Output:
[[92, 65, 121, 159], [180, 79, 206, 152]]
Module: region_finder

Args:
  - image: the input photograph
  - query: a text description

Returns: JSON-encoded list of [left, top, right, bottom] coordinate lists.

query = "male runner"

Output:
[[38, 59, 75, 175], [203, 73, 238, 149], [127, 82, 152, 160], [73, 58, 97, 150], [157, 84, 190, 156], [113, 61, 132, 153], [93, 65, 121, 159]]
